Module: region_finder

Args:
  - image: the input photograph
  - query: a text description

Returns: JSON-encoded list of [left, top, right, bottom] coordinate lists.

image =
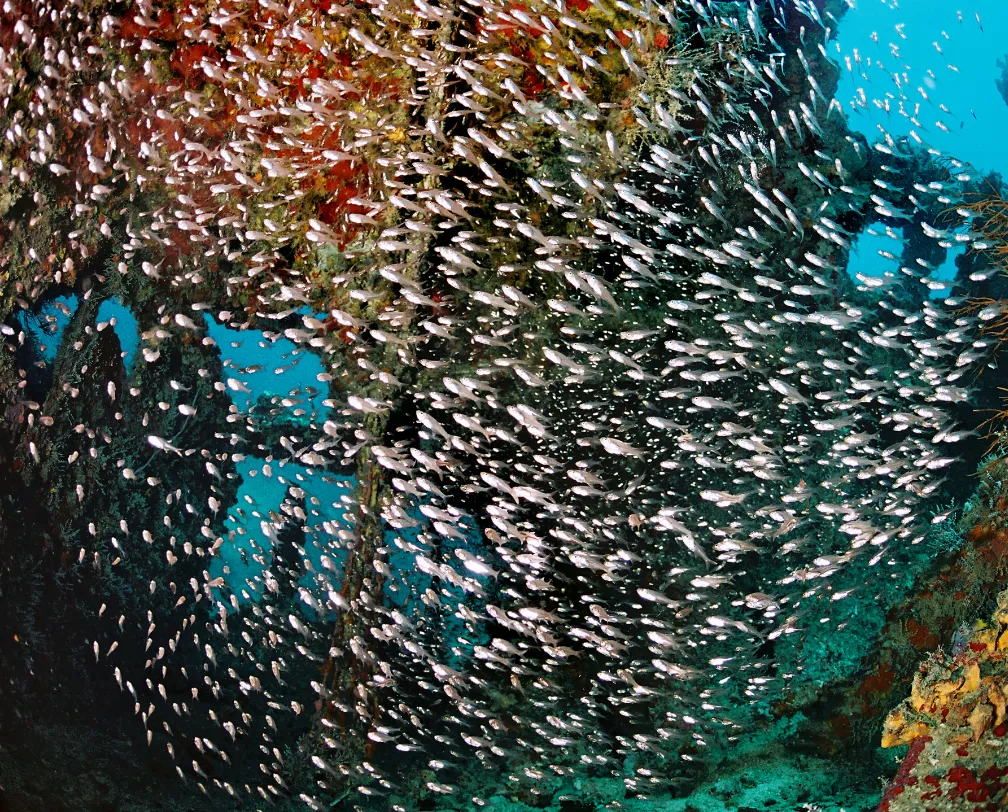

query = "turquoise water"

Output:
[[834, 0, 1008, 178], [203, 311, 331, 418], [16, 294, 76, 361], [847, 223, 964, 295], [202, 313, 343, 608], [835, 0, 1006, 292], [209, 454, 355, 610]]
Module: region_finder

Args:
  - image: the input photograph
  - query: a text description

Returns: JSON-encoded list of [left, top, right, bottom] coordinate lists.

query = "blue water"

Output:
[[97, 297, 140, 370], [203, 312, 330, 418], [848, 223, 963, 295], [931, 244, 965, 291], [201, 313, 352, 613], [16, 294, 76, 361], [212, 451, 489, 650], [834, 0, 1008, 179], [209, 455, 355, 609], [833, 1, 1004, 291], [847, 223, 903, 282]]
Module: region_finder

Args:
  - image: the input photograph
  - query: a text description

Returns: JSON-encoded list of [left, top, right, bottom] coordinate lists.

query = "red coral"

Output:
[[906, 618, 941, 649], [877, 736, 931, 812], [169, 41, 216, 83]]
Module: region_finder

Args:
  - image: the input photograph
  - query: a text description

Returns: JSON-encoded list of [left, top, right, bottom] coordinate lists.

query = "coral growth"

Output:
[[879, 586, 1008, 809], [3, 0, 1007, 808]]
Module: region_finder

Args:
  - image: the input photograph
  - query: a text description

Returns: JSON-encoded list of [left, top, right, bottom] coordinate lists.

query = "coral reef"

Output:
[[867, 118, 1008, 811], [1, 0, 1007, 809], [0, 719, 221, 812], [878, 587, 1008, 810], [874, 457, 1008, 810]]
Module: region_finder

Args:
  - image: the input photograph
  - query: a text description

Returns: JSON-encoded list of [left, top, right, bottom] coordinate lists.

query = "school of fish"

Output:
[[0, 0, 999, 807]]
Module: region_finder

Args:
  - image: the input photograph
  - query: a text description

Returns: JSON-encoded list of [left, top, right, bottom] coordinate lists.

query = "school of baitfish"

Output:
[[0, 0, 1000, 806]]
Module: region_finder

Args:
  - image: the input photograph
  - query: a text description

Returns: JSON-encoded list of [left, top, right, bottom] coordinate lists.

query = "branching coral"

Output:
[[953, 187, 1008, 452]]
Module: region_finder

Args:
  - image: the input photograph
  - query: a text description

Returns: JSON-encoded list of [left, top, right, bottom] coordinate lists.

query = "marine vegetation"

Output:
[[0, 0, 1005, 810], [879, 585, 1008, 810], [953, 187, 1008, 454]]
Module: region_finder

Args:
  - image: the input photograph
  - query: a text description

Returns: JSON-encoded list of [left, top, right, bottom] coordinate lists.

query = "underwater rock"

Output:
[[879, 585, 1008, 809], [799, 475, 1008, 753], [0, 718, 223, 812]]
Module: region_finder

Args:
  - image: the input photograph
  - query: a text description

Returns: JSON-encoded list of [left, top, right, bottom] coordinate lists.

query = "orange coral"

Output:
[[882, 589, 1008, 749]]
